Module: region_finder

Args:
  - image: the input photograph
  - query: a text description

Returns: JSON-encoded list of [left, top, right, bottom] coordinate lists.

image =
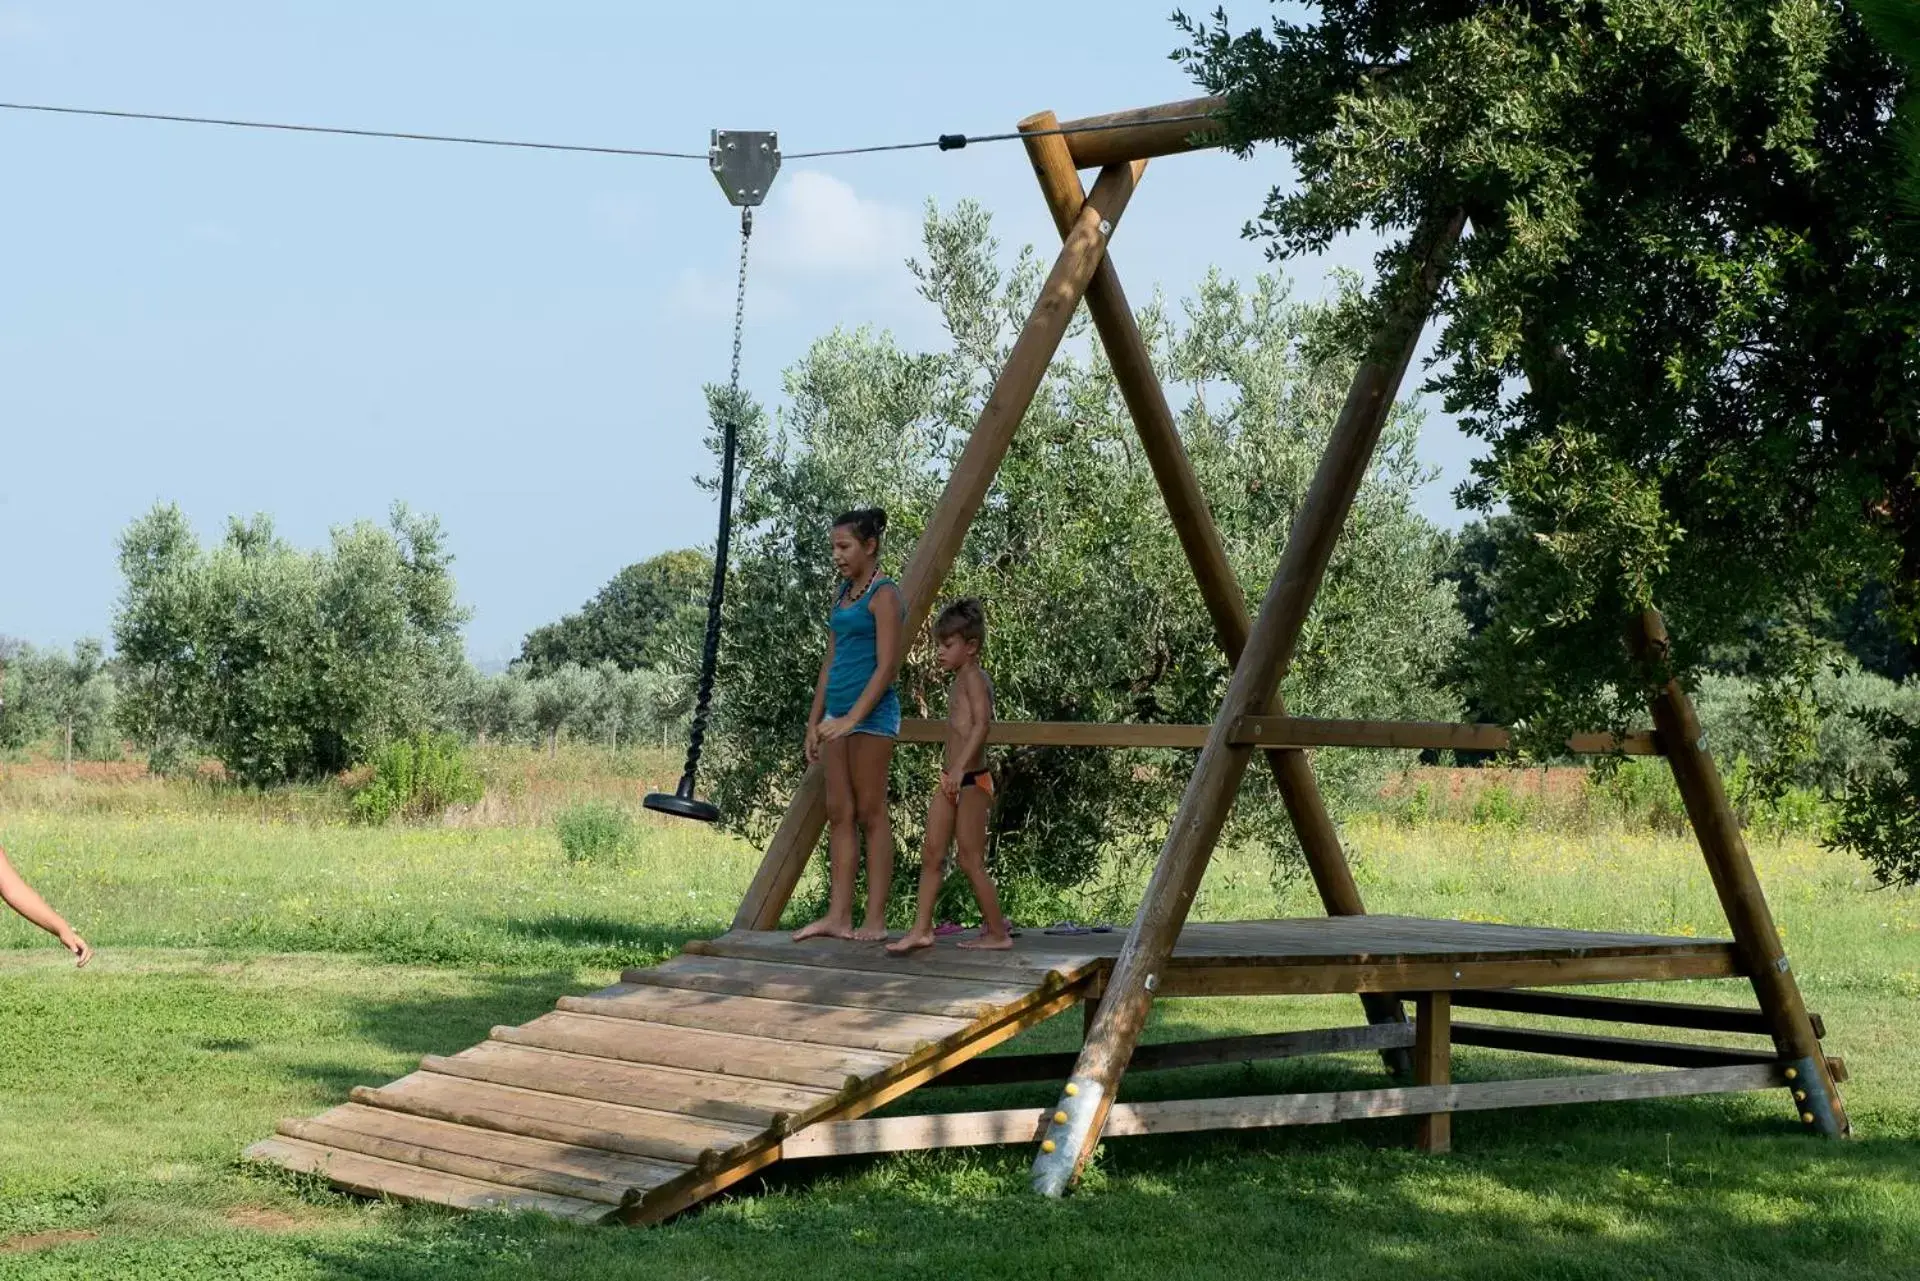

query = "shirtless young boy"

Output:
[[887, 599, 1011, 953]]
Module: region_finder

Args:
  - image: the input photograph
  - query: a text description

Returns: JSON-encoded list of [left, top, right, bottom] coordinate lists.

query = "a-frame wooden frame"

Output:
[[728, 97, 1847, 1198]]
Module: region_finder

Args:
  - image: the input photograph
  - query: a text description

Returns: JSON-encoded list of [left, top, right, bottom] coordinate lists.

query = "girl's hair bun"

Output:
[[834, 507, 888, 542]]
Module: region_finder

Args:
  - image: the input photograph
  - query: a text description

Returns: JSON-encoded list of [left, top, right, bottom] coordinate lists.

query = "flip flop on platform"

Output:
[[1044, 922, 1093, 935], [933, 921, 965, 936]]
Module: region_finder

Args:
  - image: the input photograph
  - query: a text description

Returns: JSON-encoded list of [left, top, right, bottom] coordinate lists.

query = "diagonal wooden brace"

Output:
[[1633, 610, 1848, 1136], [1019, 110, 1408, 1066], [732, 159, 1149, 932], [1033, 208, 1466, 1196]]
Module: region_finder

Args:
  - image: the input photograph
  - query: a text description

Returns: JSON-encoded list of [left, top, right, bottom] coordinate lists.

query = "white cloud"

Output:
[[756, 169, 917, 278]]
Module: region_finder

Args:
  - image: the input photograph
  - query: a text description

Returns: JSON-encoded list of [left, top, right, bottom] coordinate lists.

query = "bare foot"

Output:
[[958, 931, 1014, 951], [851, 923, 889, 942], [886, 929, 935, 955], [792, 917, 853, 941]]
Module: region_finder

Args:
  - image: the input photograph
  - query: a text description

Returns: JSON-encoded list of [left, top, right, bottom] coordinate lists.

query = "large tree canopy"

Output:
[[1176, 1, 1918, 741], [517, 549, 709, 675], [706, 203, 1462, 918], [113, 503, 467, 783]]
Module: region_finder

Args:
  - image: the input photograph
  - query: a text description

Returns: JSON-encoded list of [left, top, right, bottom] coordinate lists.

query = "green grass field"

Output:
[[2, 754, 1917, 1279]]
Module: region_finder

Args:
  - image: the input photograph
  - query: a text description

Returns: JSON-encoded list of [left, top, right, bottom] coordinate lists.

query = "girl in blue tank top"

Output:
[[795, 508, 903, 943]]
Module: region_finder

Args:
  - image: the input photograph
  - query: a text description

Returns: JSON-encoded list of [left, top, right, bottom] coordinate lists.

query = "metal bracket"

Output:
[[710, 130, 780, 207]]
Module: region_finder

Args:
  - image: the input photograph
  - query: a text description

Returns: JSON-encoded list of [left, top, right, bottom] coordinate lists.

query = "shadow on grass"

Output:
[[281, 970, 585, 1100], [287, 1101, 1920, 1281], [499, 914, 706, 963]]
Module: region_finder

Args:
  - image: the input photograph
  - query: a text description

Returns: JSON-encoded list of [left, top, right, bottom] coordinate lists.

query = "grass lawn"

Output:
[[1, 767, 1917, 1279]]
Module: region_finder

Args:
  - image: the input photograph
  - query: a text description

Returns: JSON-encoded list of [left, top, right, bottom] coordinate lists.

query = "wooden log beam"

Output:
[[1449, 1022, 1780, 1070], [1023, 117, 1408, 1065], [730, 159, 1147, 931], [894, 716, 1661, 755], [1632, 610, 1848, 1136], [1414, 993, 1452, 1152], [1031, 207, 1467, 1198], [790, 1063, 1786, 1158], [1450, 988, 1824, 1039], [927, 1024, 1418, 1089], [1055, 96, 1228, 168]]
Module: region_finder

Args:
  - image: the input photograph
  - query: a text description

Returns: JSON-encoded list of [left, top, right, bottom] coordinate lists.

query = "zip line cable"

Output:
[[0, 101, 709, 159], [0, 100, 1217, 164]]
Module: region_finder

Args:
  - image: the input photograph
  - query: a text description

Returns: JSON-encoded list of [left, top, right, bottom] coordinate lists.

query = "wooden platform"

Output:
[[246, 915, 1746, 1223]]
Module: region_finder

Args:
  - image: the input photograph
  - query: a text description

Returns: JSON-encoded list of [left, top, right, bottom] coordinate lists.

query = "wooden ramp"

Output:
[[247, 915, 1751, 1223], [247, 934, 1101, 1224]]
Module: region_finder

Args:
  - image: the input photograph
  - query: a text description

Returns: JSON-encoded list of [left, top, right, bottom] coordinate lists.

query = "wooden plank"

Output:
[[556, 983, 971, 1056], [1414, 993, 1451, 1152], [283, 1105, 681, 1204], [1054, 96, 1227, 168], [788, 1063, 1786, 1156], [687, 933, 1094, 987], [1148, 949, 1740, 998], [1450, 1022, 1781, 1070], [621, 954, 1043, 1019], [1104, 1064, 1787, 1132], [492, 1012, 896, 1092], [930, 1023, 1416, 1089], [1231, 716, 1661, 757], [1449, 988, 1820, 1037], [1633, 609, 1846, 1134], [897, 718, 1205, 748], [729, 158, 1147, 934], [785, 1107, 1050, 1158], [895, 717, 1661, 755], [1037, 207, 1468, 1197], [422, 1041, 833, 1126], [353, 1073, 761, 1167], [245, 1136, 611, 1223]]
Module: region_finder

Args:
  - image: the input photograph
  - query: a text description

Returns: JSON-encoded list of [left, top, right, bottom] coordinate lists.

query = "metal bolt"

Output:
[[727, 140, 736, 150], [1098, 219, 1112, 235], [760, 142, 770, 152], [1801, 1111, 1815, 1124], [1054, 1111, 1068, 1124], [1064, 1083, 1078, 1097], [1784, 1067, 1799, 1080], [1041, 1139, 1056, 1153], [736, 188, 747, 198], [1794, 1089, 1808, 1101]]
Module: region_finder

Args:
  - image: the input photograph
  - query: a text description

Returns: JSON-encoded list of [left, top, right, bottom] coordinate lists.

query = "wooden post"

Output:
[[1413, 992, 1451, 1152], [1033, 208, 1465, 1196], [1633, 610, 1848, 1135], [731, 160, 1149, 932], [1021, 113, 1407, 1059]]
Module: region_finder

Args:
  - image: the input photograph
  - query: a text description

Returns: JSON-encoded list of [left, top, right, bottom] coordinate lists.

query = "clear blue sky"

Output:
[[0, 2, 1479, 665]]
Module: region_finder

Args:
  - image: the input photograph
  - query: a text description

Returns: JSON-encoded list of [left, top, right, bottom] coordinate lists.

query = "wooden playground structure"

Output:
[[249, 96, 1850, 1223]]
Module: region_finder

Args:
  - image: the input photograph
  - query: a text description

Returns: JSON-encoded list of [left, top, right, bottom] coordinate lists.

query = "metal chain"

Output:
[[728, 208, 752, 396], [673, 208, 753, 799]]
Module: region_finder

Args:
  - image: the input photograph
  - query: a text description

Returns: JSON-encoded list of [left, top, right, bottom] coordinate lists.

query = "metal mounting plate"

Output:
[[710, 130, 780, 207]]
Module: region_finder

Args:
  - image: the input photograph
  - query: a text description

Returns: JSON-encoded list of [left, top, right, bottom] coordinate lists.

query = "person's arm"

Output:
[[819, 584, 903, 737], [0, 847, 91, 967], [805, 635, 836, 763]]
